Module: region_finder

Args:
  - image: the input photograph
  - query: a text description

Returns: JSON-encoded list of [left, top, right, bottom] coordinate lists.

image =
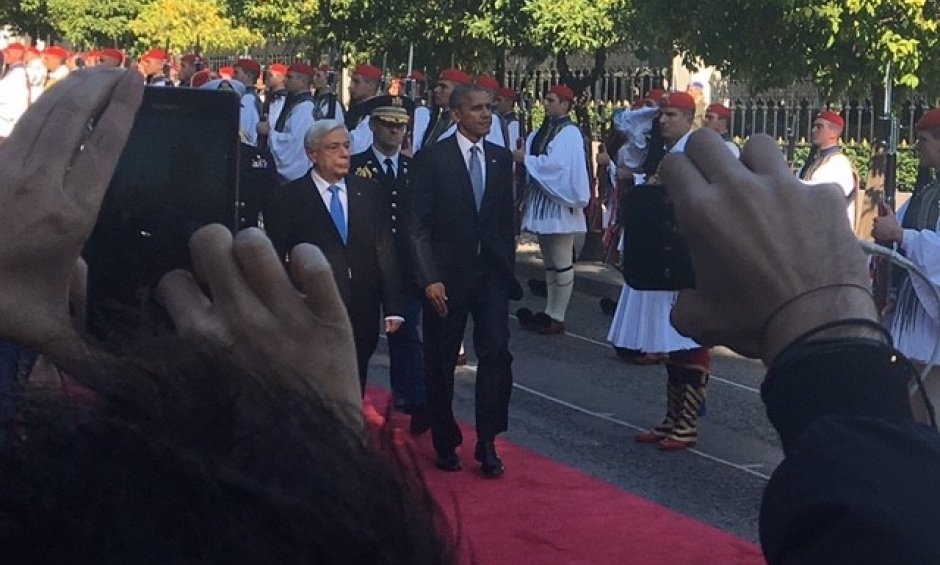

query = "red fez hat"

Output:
[[180, 53, 199, 63], [191, 69, 211, 88], [99, 48, 124, 63], [268, 63, 288, 75], [475, 75, 500, 91], [408, 70, 426, 82], [219, 66, 234, 78], [26, 47, 40, 57], [916, 108, 940, 132], [631, 98, 644, 109], [706, 102, 732, 119], [141, 48, 166, 62], [548, 84, 575, 102], [235, 58, 261, 74], [497, 87, 517, 101], [645, 88, 666, 103], [43, 46, 68, 60], [353, 64, 382, 82], [4, 43, 25, 52], [439, 68, 471, 85], [660, 91, 696, 112], [287, 62, 315, 77], [816, 110, 845, 129]]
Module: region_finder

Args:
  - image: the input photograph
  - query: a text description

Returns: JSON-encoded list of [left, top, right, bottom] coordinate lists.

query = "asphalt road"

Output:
[[369, 248, 781, 544]]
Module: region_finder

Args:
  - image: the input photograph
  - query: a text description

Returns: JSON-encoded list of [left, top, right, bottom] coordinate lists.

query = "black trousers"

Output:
[[422, 267, 513, 456]]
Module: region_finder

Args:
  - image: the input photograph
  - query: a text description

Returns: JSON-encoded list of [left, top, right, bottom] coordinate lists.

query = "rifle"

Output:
[[872, 62, 899, 311], [513, 72, 532, 235], [785, 113, 799, 170]]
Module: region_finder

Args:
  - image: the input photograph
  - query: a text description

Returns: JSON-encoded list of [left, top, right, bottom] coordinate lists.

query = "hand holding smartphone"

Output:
[[83, 86, 241, 339], [620, 184, 695, 290]]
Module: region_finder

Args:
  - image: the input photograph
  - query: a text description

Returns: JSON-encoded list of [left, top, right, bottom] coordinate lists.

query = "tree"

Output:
[[628, 0, 940, 97], [129, 0, 261, 53], [4, 0, 57, 42], [223, 0, 319, 44], [44, 0, 145, 48]]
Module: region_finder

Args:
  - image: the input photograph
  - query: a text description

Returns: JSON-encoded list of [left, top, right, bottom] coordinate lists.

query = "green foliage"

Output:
[[223, 0, 319, 43], [42, 0, 144, 47], [515, 0, 626, 53], [629, 0, 940, 98], [128, 0, 261, 52], [2, 0, 56, 39]]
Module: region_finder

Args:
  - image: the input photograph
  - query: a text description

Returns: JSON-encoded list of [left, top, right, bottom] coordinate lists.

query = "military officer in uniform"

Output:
[[350, 104, 429, 433]]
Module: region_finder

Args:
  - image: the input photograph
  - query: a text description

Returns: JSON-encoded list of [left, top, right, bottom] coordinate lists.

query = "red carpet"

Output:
[[364, 388, 765, 565]]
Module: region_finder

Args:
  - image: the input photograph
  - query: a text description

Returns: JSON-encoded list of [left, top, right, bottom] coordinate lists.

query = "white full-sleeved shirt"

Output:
[[802, 145, 857, 230], [0, 65, 30, 137], [268, 97, 316, 183], [239, 92, 261, 146], [521, 121, 590, 234]]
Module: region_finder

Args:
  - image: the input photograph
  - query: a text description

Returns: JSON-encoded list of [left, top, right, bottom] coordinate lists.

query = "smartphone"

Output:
[[620, 184, 695, 290], [83, 86, 241, 339]]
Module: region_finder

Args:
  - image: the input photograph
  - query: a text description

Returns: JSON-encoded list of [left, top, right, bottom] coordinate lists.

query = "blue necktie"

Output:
[[469, 146, 484, 210], [328, 185, 347, 244]]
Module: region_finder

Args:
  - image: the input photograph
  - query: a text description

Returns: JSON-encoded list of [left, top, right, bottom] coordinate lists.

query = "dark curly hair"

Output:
[[0, 337, 454, 564]]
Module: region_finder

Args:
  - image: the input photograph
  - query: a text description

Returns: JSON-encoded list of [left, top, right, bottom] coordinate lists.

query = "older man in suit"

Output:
[[410, 84, 523, 477], [265, 120, 403, 395]]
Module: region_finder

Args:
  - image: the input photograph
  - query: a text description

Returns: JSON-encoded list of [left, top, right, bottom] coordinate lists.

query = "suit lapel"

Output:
[[346, 177, 367, 248], [480, 143, 501, 216]]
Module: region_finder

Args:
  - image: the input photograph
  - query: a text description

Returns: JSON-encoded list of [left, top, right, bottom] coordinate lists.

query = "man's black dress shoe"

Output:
[[599, 297, 618, 316], [435, 451, 462, 472], [527, 278, 547, 297], [474, 441, 505, 478], [516, 307, 536, 330]]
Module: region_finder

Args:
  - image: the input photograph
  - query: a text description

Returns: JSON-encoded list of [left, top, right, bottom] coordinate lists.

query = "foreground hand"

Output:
[[872, 213, 903, 245], [660, 129, 877, 364], [512, 148, 526, 163], [256, 120, 270, 136], [385, 318, 402, 334], [425, 282, 448, 317], [0, 67, 143, 348], [158, 226, 361, 417]]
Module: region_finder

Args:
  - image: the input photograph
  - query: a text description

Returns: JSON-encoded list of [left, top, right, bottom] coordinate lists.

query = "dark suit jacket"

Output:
[[264, 171, 404, 338], [410, 135, 522, 301], [350, 149, 416, 291]]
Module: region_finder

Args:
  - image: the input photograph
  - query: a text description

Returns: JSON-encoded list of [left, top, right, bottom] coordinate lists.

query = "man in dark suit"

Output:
[[410, 84, 523, 477], [265, 119, 403, 395], [350, 104, 429, 434]]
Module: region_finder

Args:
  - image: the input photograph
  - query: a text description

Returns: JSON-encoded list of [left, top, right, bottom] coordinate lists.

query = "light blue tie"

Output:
[[469, 146, 484, 210], [328, 185, 347, 244]]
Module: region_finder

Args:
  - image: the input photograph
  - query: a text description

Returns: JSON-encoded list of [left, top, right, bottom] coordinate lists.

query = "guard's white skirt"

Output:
[[892, 301, 940, 365], [606, 284, 699, 354]]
